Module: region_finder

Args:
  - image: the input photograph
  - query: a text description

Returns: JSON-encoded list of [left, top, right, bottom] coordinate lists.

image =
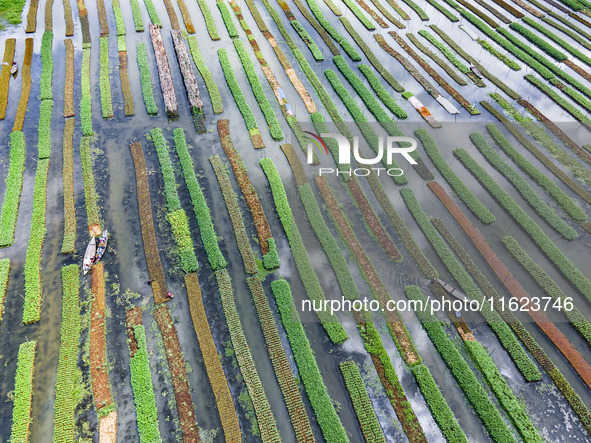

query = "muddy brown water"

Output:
[[0, 0, 591, 441]]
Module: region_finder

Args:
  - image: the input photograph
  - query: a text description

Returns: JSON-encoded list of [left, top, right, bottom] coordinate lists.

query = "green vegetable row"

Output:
[[186, 35, 223, 114], [210, 155, 257, 274], [477, 39, 521, 70], [401, 0, 429, 19], [53, 265, 80, 443], [408, 33, 468, 85], [218, 1, 239, 38], [415, 128, 495, 224], [40, 31, 53, 100], [260, 158, 347, 344], [404, 286, 515, 443], [0, 132, 26, 247], [129, 324, 163, 443], [136, 43, 158, 115], [173, 129, 226, 270], [401, 188, 540, 380], [271, 280, 349, 442], [356, 64, 408, 118], [80, 136, 101, 228], [304, 0, 361, 60], [291, 20, 324, 60], [485, 121, 586, 222], [339, 361, 386, 443], [502, 236, 591, 347], [10, 341, 37, 443], [195, 0, 220, 40], [217, 270, 281, 442], [99, 36, 113, 118], [143, 0, 162, 26], [130, 0, 144, 31], [38, 98, 52, 160], [22, 159, 49, 324], [81, 47, 93, 135], [470, 132, 577, 239], [341, 0, 375, 30], [454, 148, 591, 304], [0, 259, 9, 324], [233, 39, 284, 141], [150, 128, 181, 212]]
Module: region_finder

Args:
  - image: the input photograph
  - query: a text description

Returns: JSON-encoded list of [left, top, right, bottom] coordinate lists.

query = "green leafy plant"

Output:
[[129, 0, 144, 31], [39, 31, 53, 100], [38, 99, 52, 159], [341, 0, 375, 30], [81, 47, 93, 136], [217, 1, 239, 37], [0, 131, 26, 246], [291, 20, 324, 60], [99, 36, 113, 118], [9, 341, 37, 443], [150, 128, 182, 212], [0, 259, 9, 323], [136, 43, 158, 115], [80, 136, 100, 228], [186, 35, 223, 114], [142, 0, 162, 26], [357, 64, 407, 118]]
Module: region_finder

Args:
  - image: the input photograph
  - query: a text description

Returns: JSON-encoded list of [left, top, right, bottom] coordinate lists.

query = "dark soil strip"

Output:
[[429, 181, 591, 390], [64, 39, 75, 118], [126, 306, 143, 357], [77, 0, 91, 46], [89, 263, 114, 410], [430, 25, 521, 99], [163, 0, 181, 29], [177, 0, 195, 33], [26, 0, 38, 33], [97, 0, 109, 35], [119, 52, 134, 116], [129, 142, 169, 304], [570, 12, 591, 29], [0, 39, 15, 120], [368, 0, 405, 27], [562, 59, 591, 83], [355, 0, 389, 27], [389, 31, 480, 114], [514, 0, 544, 16], [583, 222, 591, 234], [246, 277, 316, 442], [407, 33, 467, 86], [149, 25, 178, 117], [456, 0, 500, 27], [484, 101, 591, 205], [153, 305, 201, 443], [64, 0, 74, 35], [218, 120, 271, 255], [472, 0, 511, 23], [12, 38, 32, 131], [184, 273, 241, 442], [61, 118, 76, 254], [489, 0, 524, 16], [45, 0, 53, 31]]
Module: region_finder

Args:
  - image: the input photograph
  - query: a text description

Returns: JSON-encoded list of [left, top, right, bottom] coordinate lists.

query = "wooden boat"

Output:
[[83, 237, 96, 275], [11, 61, 17, 77], [432, 278, 470, 303], [469, 64, 483, 79], [94, 229, 108, 263]]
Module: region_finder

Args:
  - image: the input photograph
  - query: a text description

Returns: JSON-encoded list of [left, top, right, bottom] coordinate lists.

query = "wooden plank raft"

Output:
[[149, 24, 178, 117]]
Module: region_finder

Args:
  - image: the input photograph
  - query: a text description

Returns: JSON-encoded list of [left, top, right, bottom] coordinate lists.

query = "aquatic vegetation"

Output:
[[405, 286, 515, 443], [40, 32, 53, 100], [509, 22, 567, 61], [150, 128, 181, 212], [9, 341, 37, 443], [80, 137, 100, 228], [217, 121, 275, 265], [128, 323, 162, 443], [233, 40, 284, 141], [218, 1, 239, 38], [401, 0, 428, 19], [81, 48, 93, 135], [0, 132, 26, 247], [270, 279, 349, 442], [341, 0, 375, 30], [136, 43, 158, 115], [129, 0, 144, 31], [184, 273, 241, 438], [425, 0, 458, 20], [454, 149, 591, 303], [341, 18, 404, 92], [195, 0, 220, 39], [61, 119, 76, 254], [210, 155, 257, 274], [304, 0, 361, 60], [53, 265, 80, 443], [290, 20, 324, 60], [143, 0, 162, 26], [357, 64, 407, 117], [99, 36, 113, 118], [415, 128, 495, 224], [23, 159, 49, 324], [470, 132, 578, 239], [38, 99, 52, 160], [186, 35, 223, 114], [339, 361, 386, 443], [502, 236, 591, 347], [478, 39, 521, 70], [167, 209, 199, 274], [0, 259, 9, 323], [407, 33, 468, 85], [260, 158, 347, 344], [0, 38, 15, 118], [0, 0, 26, 25], [216, 270, 281, 441], [173, 129, 226, 270]]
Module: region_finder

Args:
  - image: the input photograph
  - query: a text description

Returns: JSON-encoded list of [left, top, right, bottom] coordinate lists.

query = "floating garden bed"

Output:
[[64, 39, 74, 117], [0, 38, 15, 119], [81, 48, 93, 136], [61, 118, 76, 254], [186, 35, 223, 114], [286, 0, 340, 54], [217, 121, 276, 265], [126, 310, 162, 443], [130, 0, 144, 31], [478, 39, 521, 70], [184, 273, 241, 439], [470, 132, 578, 239], [357, 64, 407, 117], [80, 136, 101, 230], [173, 129, 226, 270], [0, 132, 26, 247], [218, 48, 264, 149], [339, 361, 386, 443], [97, 0, 109, 35], [415, 128, 495, 224], [260, 158, 347, 344], [40, 33, 53, 101], [136, 43, 158, 115], [12, 38, 33, 131], [53, 265, 80, 443], [149, 25, 178, 117], [22, 158, 49, 324], [176, 0, 194, 33], [210, 155, 258, 274], [341, 0, 376, 30], [25, 0, 37, 32], [153, 305, 201, 442], [0, 259, 9, 323], [143, 0, 162, 26], [270, 279, 349, 442], [216, 269, 281, 442], [99, 36, 113, 118], [129, 141, 169, 304], [9, 341, 37, 443]]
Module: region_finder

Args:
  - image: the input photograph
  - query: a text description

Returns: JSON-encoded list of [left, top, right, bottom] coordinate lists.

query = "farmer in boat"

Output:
[[167, 292, 174, 299], [147, 279, 153, 286]]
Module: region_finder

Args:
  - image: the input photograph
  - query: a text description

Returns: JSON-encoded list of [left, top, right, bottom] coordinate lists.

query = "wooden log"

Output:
[[149, 25, 178, 117]]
